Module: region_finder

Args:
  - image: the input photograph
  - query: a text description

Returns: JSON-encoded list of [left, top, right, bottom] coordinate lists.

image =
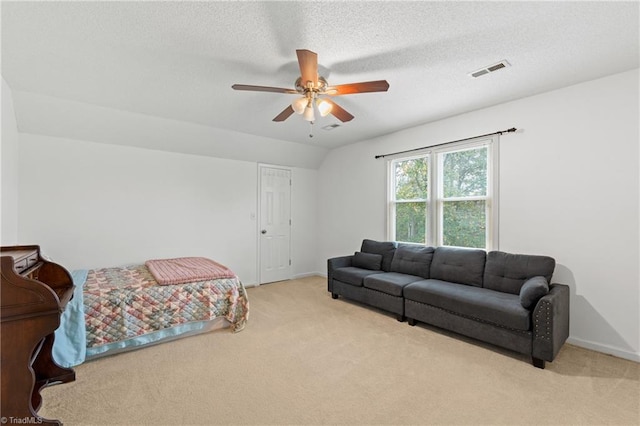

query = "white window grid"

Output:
[[387, 136, 499, 250]]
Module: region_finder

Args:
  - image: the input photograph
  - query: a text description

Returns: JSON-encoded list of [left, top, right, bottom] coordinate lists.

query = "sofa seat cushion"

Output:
[[363, 272, 424, 297], [333, 267, 380, 287], [404, 279, 531, 331]]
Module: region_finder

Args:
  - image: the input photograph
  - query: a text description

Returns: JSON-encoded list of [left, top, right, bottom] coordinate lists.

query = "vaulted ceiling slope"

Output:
[[2, 1, 639, 156]]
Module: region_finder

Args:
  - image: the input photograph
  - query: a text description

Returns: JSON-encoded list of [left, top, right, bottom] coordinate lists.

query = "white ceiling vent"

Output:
[[322, 124, 341, 131], [469, 60, 510, 78]]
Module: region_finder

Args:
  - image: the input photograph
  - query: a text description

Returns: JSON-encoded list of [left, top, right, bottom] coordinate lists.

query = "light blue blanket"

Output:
[[53, 270, 88, 368]]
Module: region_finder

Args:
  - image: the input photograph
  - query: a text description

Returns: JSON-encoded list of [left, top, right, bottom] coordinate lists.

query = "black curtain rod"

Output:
[[374, 127, 517, 159]]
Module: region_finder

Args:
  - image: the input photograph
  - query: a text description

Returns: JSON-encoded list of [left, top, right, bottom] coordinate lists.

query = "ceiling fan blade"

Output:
[[232, 84, 297, 94], [327, 80, 390, 95], [296, 49, 318, 87], [323, 99, 354, 122], [273, 105, 295, 122]]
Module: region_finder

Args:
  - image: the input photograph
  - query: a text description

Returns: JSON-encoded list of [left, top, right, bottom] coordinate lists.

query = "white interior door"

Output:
[[259, 166, 291, 284]]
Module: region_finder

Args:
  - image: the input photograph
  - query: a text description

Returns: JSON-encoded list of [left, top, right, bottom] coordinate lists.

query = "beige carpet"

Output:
[[40, 276, 639, 425]]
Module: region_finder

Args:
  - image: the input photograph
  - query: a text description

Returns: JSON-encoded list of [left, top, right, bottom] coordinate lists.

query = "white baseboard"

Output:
[[245, 273, 323, 287], [293, 272, 325, 279], [567, 337, 640, 363]]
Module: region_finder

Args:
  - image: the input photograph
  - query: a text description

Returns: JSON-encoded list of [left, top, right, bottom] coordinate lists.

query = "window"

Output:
[[388, 137, 498, 250], [392, 156, 429, 244]]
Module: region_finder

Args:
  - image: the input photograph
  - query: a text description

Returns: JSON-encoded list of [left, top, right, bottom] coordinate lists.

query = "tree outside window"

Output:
[[440, 147, 488, 248], [389, 139, 496, 250], [393, 157, 428, 243]]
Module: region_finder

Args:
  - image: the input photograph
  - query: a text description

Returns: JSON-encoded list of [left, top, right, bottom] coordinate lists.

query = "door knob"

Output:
[[261, 230, 267, 234]]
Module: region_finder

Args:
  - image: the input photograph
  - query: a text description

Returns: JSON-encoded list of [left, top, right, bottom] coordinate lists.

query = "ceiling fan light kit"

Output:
[[303, 103, 315, 122], [316, 98, 332, 117], [232, 49, 389, 136], [291, 96, 308, 114]]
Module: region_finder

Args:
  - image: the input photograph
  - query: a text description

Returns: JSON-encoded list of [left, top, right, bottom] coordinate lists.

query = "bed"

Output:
[[53, 257, 249, 367]]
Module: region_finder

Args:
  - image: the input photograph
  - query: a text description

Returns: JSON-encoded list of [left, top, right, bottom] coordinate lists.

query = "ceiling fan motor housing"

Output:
[[295, 76, 329, 96]]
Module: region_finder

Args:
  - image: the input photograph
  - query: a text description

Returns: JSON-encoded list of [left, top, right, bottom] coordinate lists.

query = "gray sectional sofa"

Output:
[[327, 239, 570, 368]]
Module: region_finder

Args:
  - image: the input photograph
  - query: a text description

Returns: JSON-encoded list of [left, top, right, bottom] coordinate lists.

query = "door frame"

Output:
[[257, 163, 292, 285]]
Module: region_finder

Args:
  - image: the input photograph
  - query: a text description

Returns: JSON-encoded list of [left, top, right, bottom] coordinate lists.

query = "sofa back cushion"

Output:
[[352, 251, 383, 271], [361, 239, 397, 272], [390, 245, 435, 279], [430, 246, 486, 287], [483, 251, 556, 295]]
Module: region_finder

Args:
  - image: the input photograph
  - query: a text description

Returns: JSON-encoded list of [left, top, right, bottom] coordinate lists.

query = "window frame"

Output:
[[386, 136, 499, 250], [388, 154, 431, 244]]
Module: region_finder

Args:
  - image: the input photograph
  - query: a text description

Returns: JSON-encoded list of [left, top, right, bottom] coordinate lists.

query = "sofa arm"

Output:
[[532, 283, 570, 362], [327, 255, 353, 292]]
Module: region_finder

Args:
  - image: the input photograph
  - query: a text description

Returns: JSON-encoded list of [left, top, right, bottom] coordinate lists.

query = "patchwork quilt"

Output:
[[83, 264, 249, 348]]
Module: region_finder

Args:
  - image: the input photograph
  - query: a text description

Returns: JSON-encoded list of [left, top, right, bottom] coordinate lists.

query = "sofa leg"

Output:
[[331, 293, 339, 300], [532, 357, 546, 369], [396, 315, 405, 322], [408, 318, 417, 326]]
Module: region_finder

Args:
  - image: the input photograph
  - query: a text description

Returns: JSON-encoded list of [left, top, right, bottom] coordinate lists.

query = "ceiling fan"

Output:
[[232, 49, 389, 124]]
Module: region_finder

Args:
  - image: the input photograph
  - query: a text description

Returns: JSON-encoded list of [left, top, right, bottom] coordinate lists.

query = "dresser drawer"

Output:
[[13, 257, 29, 273], [4, 249, 39, 274]]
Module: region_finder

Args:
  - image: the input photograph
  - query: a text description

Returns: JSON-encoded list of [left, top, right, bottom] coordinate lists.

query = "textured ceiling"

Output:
[[2, 1, 639, 149]]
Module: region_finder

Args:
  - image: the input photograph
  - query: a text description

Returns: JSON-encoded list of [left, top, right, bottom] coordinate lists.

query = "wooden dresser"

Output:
[[1, 245, 76, 425]]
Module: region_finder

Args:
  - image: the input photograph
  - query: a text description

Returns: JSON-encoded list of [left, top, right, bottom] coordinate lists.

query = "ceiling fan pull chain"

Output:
[[309, 121, 314, 138]]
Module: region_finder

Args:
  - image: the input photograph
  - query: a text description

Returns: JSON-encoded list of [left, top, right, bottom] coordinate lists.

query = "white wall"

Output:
[[18, 134, 318, 286], [318, 69, 640, 362], [12, 91, 328, 169], [1, 77, 20, 244], [291, 167, 320, 277]]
